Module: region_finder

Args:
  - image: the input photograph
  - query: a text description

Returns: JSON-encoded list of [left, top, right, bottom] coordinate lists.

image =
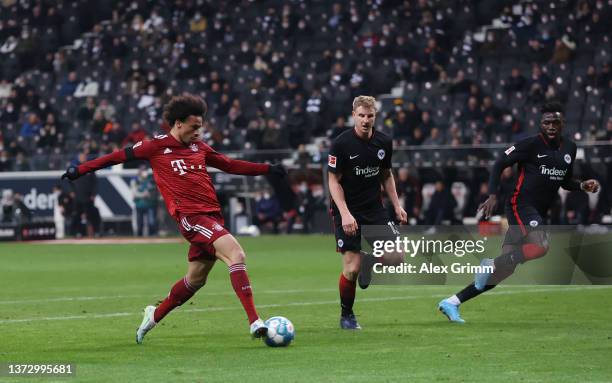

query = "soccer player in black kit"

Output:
[[438, 102, 600, 323], [328, 96, 407, 329]]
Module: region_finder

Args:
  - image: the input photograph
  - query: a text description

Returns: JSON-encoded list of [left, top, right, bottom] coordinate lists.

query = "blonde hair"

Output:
[[352, 95, 377, 111]]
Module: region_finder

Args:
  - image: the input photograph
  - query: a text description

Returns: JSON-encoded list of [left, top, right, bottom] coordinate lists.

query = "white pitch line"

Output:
[[0, 286, 609, 325], [0, 285, 539, 306]]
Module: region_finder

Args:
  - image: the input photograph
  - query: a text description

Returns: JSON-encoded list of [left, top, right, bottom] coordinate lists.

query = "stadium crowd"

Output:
[[0, 0, 611, 229]]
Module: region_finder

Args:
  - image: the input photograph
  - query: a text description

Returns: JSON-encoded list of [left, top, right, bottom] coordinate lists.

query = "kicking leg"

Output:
[[212, 233, 267, 338]]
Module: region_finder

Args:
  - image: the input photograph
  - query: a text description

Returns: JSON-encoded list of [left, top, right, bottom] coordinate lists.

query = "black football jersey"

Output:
[[489, 134, 578, 214], [328, 128, 393, 213]]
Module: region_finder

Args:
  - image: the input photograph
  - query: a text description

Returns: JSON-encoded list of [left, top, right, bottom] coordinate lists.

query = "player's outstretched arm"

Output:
[[381, 169, 407, 224], [61, 149, 131, 181], [206, 150, 280, 176], [61, 142, 154, 181]]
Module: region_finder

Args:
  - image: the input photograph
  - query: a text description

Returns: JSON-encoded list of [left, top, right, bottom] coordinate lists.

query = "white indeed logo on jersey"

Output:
[[355, 166, 380, 177], [540, 165, 566, 179], [171, 159, 188, 175]]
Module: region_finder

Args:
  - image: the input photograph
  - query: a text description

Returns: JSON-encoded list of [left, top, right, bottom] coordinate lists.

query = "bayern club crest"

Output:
[[190, 143, 199, 152], [564, 154, 571, 164], [377, 149, 385, 160], [213, 223, 224, 232]]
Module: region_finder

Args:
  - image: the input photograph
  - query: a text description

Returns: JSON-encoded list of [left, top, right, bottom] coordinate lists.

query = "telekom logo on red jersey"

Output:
[[171, 159, 187, 175]]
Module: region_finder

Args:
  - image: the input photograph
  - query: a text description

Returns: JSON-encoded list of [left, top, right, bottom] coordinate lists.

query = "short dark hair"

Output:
[[163, 94, 207, 126], [540, 101, 564, 115]]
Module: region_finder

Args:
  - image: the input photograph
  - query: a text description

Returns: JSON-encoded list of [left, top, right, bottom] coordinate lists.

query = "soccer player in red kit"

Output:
[[61, 94, 286, 343]]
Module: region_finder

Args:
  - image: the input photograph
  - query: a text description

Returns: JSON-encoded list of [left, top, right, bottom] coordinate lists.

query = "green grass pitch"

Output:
[[1, 235, 611, 382]]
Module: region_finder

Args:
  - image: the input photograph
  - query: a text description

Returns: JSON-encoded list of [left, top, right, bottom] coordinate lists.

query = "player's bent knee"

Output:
[[521, 242, 548, 261], [343, 269, 359, 281], [186, 273, 207, 288], [229, 250, 246, 265]]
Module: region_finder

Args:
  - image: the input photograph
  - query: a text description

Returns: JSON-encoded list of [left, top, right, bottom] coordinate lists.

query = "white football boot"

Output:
[[249, 318, 268, 339], [136, 305, 157, 344]]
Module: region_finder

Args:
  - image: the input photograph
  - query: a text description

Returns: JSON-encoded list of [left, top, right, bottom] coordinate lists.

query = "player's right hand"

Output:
[[477, 194, 497, 220], [61, 166, 81, 181], [341, 213, 358, 237], [268, 164, 287, 178]]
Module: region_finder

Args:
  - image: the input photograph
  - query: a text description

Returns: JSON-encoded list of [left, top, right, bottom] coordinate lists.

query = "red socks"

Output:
[[153, 264, 259, 325], [154, 277, 200, 323], [339, 273, 356, 315], [229, 263, 259, 324]]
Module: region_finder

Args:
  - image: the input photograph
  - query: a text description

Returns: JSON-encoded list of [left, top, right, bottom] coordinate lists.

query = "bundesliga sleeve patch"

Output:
[[328, 154, 337, 168], [504, 145, 515, 155]]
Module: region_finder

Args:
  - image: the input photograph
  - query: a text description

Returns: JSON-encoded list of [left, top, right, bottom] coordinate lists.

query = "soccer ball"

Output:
[[263, 316, 294, 347]]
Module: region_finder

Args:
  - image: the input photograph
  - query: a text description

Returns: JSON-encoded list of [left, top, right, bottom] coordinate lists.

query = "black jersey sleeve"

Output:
[[383, 137, 393, 169], [561, 143, 581, 191], [327, 136, 344, 174], [487, 137, 533, 195]]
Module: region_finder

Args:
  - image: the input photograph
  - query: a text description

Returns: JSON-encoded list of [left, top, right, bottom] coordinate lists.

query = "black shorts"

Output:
[[332, 208, 396, 253], [503, 204, 545, 246]]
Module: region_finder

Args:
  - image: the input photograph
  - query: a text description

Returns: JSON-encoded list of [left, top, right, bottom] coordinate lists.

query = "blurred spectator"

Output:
[[551, 36, 576, 64], [131, 166, 158, 237], [190, 12, 206, 33], [504, 68, 527, 92], [0, 102, 19, 124], [58, 71, 78, 97], [71, 153, 101, 237], [449, 70, 473, 94], [1, 190, 14, 223], [13, 152, 30, 171], [418, 111, 434, 135], [105, 122, 126, 146], [408, 127, 425, 146], [123, 122, 147, 147], [52, 184, 70, 239], [526, 39, 550, 64], [396, 168, 422, 220], [423, 127, 443, 146], [95, 98, 116, 121], [0, 151, 11, 171], [20, 113, 41, 138], [9, 193, 31, 224], [461, 97, 482, 122], [295, 181, 323, 234], [425, 181, 457, 225], [254, 190, 282, 234], [77, 97, 96, 125]]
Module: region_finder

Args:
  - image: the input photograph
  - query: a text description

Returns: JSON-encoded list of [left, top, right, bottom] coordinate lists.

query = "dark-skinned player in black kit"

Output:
[[438, 101, 600, 323]]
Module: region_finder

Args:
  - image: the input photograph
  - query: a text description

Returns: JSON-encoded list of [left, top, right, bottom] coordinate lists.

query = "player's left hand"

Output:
[[61, 166, 80, 181], [581, 179, 600, 193], [395, 207, 408, 224], [269, 164, 287, 178]]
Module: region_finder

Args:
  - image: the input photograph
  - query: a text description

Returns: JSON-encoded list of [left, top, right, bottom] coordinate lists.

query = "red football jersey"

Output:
[[78, 134, 269, 219]]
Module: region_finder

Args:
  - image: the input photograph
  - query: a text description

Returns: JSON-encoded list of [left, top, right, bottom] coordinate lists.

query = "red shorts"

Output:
[[177, 212, 230, 261]]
